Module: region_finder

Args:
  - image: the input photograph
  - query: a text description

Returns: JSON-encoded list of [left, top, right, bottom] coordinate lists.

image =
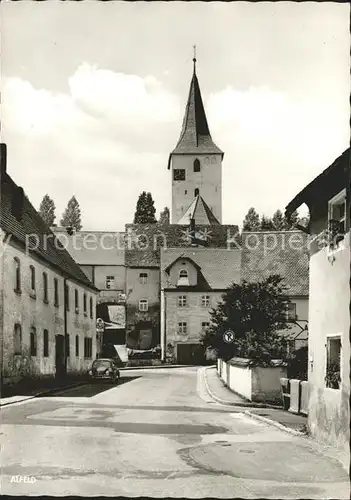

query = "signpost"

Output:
[[223, 330, 235, 344], [96, 318, 105, 357]]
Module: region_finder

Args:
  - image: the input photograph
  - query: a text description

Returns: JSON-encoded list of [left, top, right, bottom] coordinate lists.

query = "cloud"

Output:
[[2, 65, 178, 229]]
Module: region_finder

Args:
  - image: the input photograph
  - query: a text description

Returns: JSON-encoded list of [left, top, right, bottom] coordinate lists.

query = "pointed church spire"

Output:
[[170, 51, 223, 157], [193, 44, 197, 74]]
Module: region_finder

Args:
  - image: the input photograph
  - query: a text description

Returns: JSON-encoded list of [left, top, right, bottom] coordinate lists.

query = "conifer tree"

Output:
[[242, 207, 260, 231], [272, 209, 285, 231], [60, 195, 82, 231], [133, 191, 157, 224], [39, 194, 56, 227], [260, 215, 275, 231]]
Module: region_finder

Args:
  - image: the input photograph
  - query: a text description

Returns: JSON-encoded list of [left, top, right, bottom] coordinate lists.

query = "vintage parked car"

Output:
[[87, 358, 121, 383]]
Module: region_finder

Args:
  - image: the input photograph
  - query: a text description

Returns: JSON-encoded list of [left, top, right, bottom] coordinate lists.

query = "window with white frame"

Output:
[[177, 268, 189, 286], [201, 322, 210, 332], [286, 302, 297, 321], [325, 335, 341, 389], [139, 299, 148, 312], [178, 322, 187, 334], [139, 272, 148, 284], [328, 189, 346, 248], [177, 295, 187, 307], [201, 295, 210, 307], [106, 276, 115, 289]]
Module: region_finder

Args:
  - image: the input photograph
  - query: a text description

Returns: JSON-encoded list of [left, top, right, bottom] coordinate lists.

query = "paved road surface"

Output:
[[1, 367, 349, 498]]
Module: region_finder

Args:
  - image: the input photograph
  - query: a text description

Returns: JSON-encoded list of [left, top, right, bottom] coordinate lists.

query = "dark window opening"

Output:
[[75, 335, 79, 357], [194, 188, 199, 197], [193, 159, 200, 172], [84, 337, 93, 358], [14, 324, 22, 354], [43, 329, 49, 357], [43, 272, 48, 302], [14, 257, 21, 292], [30, 328, 37, 356], [54, 278, 59, 307], [30, 265, 36, 292]]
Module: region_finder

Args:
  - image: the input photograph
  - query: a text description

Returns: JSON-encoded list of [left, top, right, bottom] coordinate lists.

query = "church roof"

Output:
[[169, 66, 223, 162], [177, 195, 220, 225]]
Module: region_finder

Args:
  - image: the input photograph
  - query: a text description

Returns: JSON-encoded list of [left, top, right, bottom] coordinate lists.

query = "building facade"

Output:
[[0, 145, 98, 383], [286, 148, 350, 464], [160, 248, 241, 363], [52, 228, 127, 360]]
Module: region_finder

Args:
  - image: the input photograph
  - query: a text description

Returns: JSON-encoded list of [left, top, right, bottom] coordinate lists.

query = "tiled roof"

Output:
[[52, 228, 125, 266], [125, 223, 240, 267], [160, 247, 241, 290], [0, 172, 97, 290], [240, 231, 309, 296], [170, 71, 223, 157], [177, 195, 220, 225]]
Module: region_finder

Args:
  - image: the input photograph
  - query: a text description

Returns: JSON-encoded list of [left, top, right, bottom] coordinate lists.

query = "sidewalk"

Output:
[[0, 377, 88, 407], [204, 366, 308, 435]]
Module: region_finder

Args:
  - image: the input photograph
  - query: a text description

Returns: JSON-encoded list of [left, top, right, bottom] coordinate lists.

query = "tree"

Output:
[[242, 207, 260, 231], [260, 215, 275, 231], [133, 191, 157, 224], [201, 275, 290, 363], [159, 206, 170, 225], [39, 194, 56, 227], [272, 209, 285, 231], [60, 195, 82, 231], [283, 209, 299, 230]]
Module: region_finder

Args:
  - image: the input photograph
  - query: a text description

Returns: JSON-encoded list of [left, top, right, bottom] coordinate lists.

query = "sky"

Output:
[[1, 1, 350, 231]]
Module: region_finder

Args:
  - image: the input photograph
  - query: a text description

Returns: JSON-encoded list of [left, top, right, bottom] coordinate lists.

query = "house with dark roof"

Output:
[[124, 222, 239, 354], [241, 231, 310, 351], [285, 148, 350, 463], [160, 247, 241, 364], [0, 145, 98, 383]]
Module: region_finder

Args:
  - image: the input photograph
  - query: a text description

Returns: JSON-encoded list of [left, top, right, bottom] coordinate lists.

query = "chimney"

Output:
[[11, 186, 25, 221], [0, 143, 7, 175]]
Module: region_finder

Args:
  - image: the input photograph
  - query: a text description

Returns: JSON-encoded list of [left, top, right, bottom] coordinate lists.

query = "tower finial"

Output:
[[193, 45, 197, 73]]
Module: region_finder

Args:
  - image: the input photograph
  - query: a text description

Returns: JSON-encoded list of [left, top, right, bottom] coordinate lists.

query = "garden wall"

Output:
[[217, 357, 287, 403]]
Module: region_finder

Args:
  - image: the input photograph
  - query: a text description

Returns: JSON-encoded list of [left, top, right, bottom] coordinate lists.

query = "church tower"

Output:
[[168, 52, 224, 225]]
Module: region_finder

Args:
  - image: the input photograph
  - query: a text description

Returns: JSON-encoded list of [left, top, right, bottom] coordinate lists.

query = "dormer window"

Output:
[[193, 159, 200, 172], [328, 189, 346, 249], [178, 269, 189, 286]]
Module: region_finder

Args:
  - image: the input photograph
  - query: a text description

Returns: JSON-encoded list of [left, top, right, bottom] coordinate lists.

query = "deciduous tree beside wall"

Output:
[[242, 207, 260, 231], [133, 191, 157, 224], [60, 195, 82, 231], [201, 275, 291, 364], [39, 194, 56, 227]]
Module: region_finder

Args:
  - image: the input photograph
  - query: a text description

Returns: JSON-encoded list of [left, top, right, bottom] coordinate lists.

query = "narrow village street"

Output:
[[1, 367, 349, 498]]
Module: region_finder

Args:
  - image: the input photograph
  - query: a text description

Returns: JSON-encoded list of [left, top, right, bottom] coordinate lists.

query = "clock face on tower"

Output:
[[173, 169, 186, 181]]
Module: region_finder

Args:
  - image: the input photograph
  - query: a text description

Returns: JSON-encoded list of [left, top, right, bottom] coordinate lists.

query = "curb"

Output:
[[244, 410, 307, 437], [120, 364, 200, 371], [0, 381, 88, 407], [203, 367, 283, 409]]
